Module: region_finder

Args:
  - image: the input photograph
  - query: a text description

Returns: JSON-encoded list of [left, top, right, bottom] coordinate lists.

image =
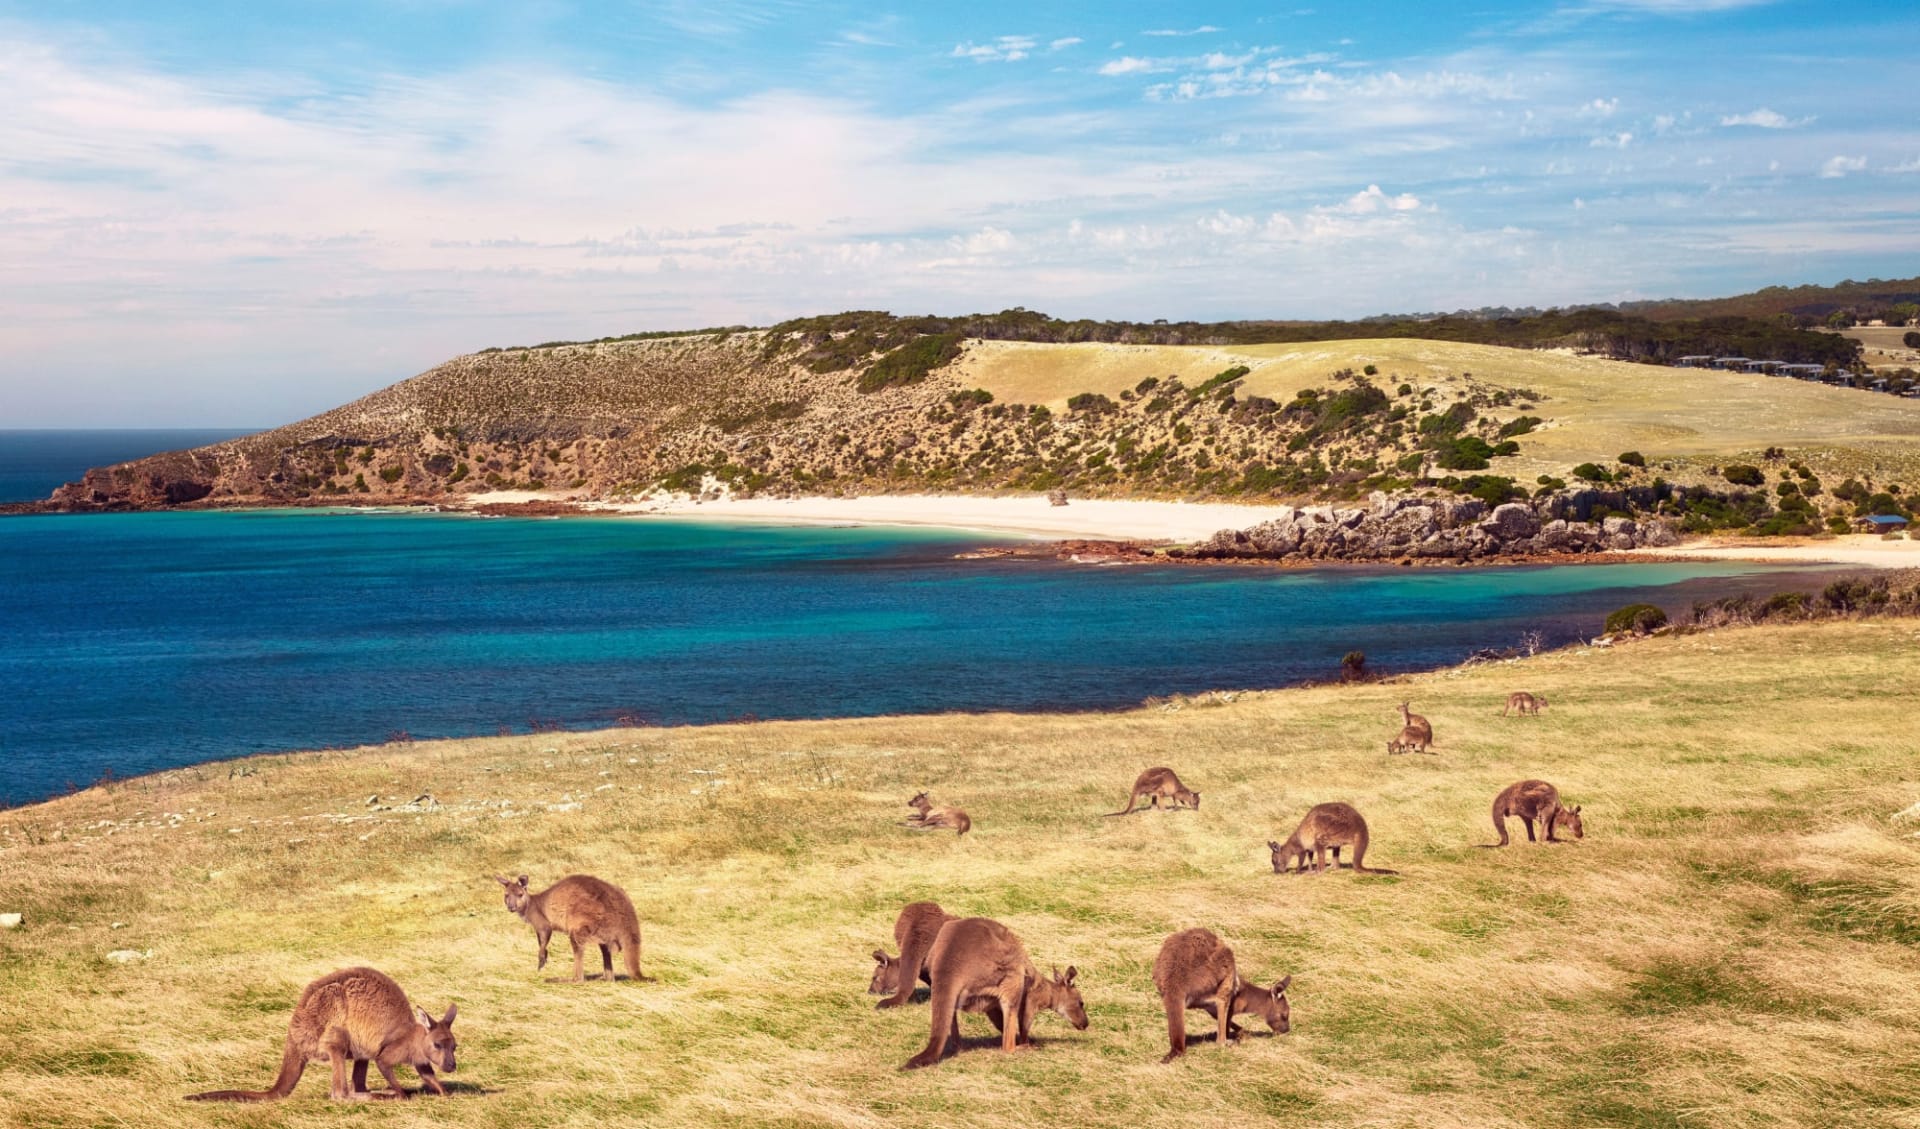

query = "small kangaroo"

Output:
[[870, 901, 955, 1008], [1105, 767, 1200, 816], [186, 967, 456, 1102], [902, 917, 1087, 1070], [903, 792, 971, 836], [494, 874, 649, 983], [1269, 802, 1396, 875], [1502, 692, 1547, 716], [1388, 701, 1434, 754], [1490, 780, 1584, 846], [1151, 928, 1291, 1063]]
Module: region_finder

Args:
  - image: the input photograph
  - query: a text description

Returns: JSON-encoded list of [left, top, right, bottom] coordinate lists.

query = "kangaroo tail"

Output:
[[1103, 796, 1138, 817], [187, 1040, 304, 1102], [625, 929, 648, 981], [1161, 992, 1187, 1062], [1492, 802, 1510, 846]]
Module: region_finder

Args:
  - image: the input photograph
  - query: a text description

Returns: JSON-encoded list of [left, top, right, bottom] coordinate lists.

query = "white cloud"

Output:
[[1891, 156, 1920, 174], [1580, 97, 1619, 116], [952, 36, 1038, 63], [1590, 131, 1634, 148], [1819, 155, 1867, 178], [1719, 108, 1805, 129], [1098, 56, 1159, 76], [1143, 26, 1221, 37], [1049, 37, 1083, 51], [1335, 185, 1422, 214], [1576, 0, 1779, 11]]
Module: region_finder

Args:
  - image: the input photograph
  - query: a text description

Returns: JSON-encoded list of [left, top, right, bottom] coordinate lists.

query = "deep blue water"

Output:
[[0, 429, 255, 504], [0, 504, 1834, 807]]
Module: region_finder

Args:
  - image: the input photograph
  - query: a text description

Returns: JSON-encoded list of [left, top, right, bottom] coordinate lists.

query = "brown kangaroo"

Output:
[[1502, 692, 1547, 716], [186, 967, 456, 1102], [1388, 701, 1434, 754], [1105, 767, 1200, 816], [901, 917, 1087, 1070], [903, 793, 971, 836], [870, 901, 955, 1008], [1151, 928, 1291, 1063], [1490, 780, 1584, 846], [1269, 802, 1396, 875], [494, 874, 649, 982]]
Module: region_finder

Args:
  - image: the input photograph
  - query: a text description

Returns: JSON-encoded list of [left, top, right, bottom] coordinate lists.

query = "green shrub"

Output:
[[1618, 451, 1646, 467], [1067, 392, 1116, 414], [1722, 464, 1764, 487], [1134, 376, 1160, 394], [1497, 416, 1542, 439], [1362, 364, 1378, 376], [858, 332, 964, 393], [1572, 462, 1611, 483], [1397, 383, 1414, 397], [378, 465, 404, 484], [1604, 603, 1668, 635], [1827, 514, 1852, 534]]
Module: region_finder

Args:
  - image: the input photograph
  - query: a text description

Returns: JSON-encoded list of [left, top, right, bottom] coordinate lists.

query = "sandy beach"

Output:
[[1628, 535, 1920, 569]]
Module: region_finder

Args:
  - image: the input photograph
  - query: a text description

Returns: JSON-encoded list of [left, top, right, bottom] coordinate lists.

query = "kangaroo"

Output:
[[1490, 780, 1584, 846], [186, 967, 456, 1102], [903, 794, 971, 836], [1388, 701, 1434, 754], [1151, 928, 1291, 1063], [1269, 802, 1396, 875], [494, 874, 649, 983], [870, 901, 954, 1008], [902, 917, 1087, 1070], [1105, 767, 1201, 816], [1502, 692, 1547, 716]]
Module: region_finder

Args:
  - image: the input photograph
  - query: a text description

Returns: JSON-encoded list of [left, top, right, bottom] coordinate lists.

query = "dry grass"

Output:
[[5, 620, 1920, 1128]]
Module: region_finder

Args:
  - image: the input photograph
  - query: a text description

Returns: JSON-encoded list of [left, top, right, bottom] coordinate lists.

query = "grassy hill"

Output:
[[1623, 276, 1920, 323], [3, 616, 1918, 1128]]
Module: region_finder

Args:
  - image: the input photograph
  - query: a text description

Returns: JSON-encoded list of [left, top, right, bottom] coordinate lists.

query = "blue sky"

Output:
[[2, 1, 1917, 426]]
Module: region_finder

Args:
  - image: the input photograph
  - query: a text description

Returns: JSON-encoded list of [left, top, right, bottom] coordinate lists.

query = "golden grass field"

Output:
[[957, 337, 1920, 485], [4, 618, 1920, 1128]]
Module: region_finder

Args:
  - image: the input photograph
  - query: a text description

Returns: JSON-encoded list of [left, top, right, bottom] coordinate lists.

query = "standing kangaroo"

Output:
[[1105, 767, 1200, 816], [494, 874, 649, 983], [1269, 802, 1396, 875], [1490, 780, 1584, 846], [1151, 928, 1290, 1063], [903, 792, 971, 836], [1388, 701, 1434, 754], [1502, 692, 1547, 716], [185, 967, 456, 1102], [901, 917, 1087, 1070], [870, 901, 955, 1008]]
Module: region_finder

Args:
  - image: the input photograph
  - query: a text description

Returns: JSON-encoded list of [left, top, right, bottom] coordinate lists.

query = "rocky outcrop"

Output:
[[1190, 490, 1679, 563]]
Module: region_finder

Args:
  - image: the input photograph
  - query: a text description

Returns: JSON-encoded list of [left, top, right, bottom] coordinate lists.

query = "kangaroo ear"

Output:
[[441, 1003, 457, 1026], [416, 1006, 433, 1028], [1268, 840, 1281, 851], [491, 874, 512, 887], [1064, 966, 1077, 985], [516, 875, 529, 887], [1573, 805, 1582, 813], [1275, 975, 1292, 995], [873, 949, 888, 964]]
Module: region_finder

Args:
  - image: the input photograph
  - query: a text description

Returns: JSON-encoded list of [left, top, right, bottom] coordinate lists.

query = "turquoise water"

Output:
[[0, 505, 1828, 807]]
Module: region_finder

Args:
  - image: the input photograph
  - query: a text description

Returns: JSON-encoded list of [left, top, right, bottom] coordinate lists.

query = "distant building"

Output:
[[1675, 355, 1714, 367], [1863, 514, 1910, 532]]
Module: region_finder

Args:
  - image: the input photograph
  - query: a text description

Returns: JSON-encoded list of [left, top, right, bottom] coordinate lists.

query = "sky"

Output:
[[2, 1, 1918, 427]]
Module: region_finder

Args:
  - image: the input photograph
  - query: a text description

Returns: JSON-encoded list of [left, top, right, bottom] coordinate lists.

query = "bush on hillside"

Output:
[[1722, 464, 1765, 486], [1604, 603, 1669, 635], [1572, 462, 1612, 483], [1618, 451, 1646, 467]]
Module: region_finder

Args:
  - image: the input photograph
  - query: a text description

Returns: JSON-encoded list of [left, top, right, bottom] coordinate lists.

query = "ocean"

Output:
[[0, 429, 254, 504], [0, 432, 1833, 807]]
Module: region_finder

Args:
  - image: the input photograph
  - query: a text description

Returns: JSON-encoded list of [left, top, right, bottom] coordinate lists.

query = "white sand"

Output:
[[582, 494, 1288, 542], [1630, 535, 1920, 569]]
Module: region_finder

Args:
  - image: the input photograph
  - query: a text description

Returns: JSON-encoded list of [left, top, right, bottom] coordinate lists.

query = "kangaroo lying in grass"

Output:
[[1269, 802, 1396, 875], [902, 917, 1087, 1070], [1151, 928, 1290, 1063], [1105, 767, 1200, 815], [870, 901, 954, 1008], [903, 791, 971, 836], [186, 967, 456, 1102], [495, 874, 649, 982], [1502, 692, 1547, 716], [1388, 701, 1434, 754], [1490, 780, 1583, 845]]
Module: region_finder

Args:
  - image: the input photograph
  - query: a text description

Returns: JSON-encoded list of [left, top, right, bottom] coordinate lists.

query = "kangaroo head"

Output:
[[494, 874, 532, 915], [1555, 804, 1585, 840], [1045, 966, 1089, 1030], [907, 791, 930, 811], [413, 1004, 457, 1074], [1184, 789, 1201, 809], [868, 950, 900, 996], [1256, 976, 1292, 1034], [1534, 695, 1548, 708], [1268, 840, 1297, 874]]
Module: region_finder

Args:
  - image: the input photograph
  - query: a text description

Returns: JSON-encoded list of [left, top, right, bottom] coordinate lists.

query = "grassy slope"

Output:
[[4, 620, 1920, 1128], [960, 337, 1920, 483]]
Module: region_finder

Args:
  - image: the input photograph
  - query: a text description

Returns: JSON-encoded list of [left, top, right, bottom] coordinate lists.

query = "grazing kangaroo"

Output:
[[871, 901, 955, 1008], [494, 874, 648, 982], [1151, 928, 1291, 1063], [1502, 692, 1547, 716], [903, 793, 971, 836], [902, 917, 1087, 1070], [1490, 780, 1584, 846], [186, 967, 456, 1102], [1105, 767, 1200, 816], [1269, 802, 1396, 875], [1388, 701, 1434, 754]]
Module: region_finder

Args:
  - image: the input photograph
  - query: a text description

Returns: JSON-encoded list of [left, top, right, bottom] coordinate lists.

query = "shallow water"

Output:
[[0, 506, 1836, 806]]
